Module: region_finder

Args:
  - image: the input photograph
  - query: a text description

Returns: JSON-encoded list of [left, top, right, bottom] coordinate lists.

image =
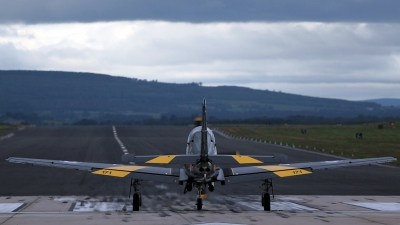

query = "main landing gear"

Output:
[[129, 178, 142, 211], [261, 179, 274, 211]]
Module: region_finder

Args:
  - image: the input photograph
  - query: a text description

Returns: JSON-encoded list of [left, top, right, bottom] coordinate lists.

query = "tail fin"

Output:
[[200, 98, 208, 163]]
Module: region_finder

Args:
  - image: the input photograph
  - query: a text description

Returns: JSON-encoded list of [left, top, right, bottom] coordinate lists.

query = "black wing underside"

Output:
[[7, 156, 396, 185], [224, 157, 396, 183], [7, 157, 180, 184]]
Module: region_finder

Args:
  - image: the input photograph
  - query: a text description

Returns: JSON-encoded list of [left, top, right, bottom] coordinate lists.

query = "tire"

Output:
[[133, 193, 140, 211], [263, 193, 271, 211], [196, 198, 202, 210]]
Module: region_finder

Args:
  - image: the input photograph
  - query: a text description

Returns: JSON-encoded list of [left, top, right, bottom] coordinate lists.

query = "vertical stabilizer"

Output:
[[200, 98, 208, 163]]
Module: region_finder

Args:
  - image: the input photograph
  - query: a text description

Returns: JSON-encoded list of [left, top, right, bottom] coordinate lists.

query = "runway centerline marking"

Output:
[[112, 126, 129, 155]]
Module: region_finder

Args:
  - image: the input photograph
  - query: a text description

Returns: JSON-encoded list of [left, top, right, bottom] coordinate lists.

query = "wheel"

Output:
[[263, 193, 271, 211], [196, 197, 202, 210], [133, 193, 140, 211], [208, 183, 214, 192]]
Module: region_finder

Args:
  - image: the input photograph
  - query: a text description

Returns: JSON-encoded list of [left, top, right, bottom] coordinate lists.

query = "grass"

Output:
[[0, 124, 24, 136], [216, 122, 400, 166]]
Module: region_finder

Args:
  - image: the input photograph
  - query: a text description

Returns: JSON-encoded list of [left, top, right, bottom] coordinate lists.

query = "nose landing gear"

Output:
[[196, 197, 203, 210], [195, 184, 204, 210]]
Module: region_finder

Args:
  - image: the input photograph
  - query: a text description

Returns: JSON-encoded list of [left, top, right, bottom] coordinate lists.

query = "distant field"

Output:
[[0, 124, 22, 136], [217, 122, 400, 166]]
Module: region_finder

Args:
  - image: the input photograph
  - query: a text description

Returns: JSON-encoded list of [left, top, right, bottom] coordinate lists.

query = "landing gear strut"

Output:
[[195, 184, 204, 210], [129, 178, 142, 211], [260, 179, 274, 211]]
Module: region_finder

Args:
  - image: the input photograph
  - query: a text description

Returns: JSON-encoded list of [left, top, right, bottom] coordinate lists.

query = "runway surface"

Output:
[[1, 195, 400, 225], [1, 126, 399, 197], [0, 126, 399, 224]]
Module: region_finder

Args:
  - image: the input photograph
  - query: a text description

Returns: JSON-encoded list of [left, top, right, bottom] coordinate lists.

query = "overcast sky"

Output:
[[1, 0, 399, 100]]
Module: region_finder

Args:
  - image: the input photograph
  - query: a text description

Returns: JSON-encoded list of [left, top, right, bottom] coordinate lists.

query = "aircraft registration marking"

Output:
[[92, 169, 130, 177], [92, 165, 148, 178], [146, 155, 177, 164], [255, 165, 312, 177], [232, 155, 263, 164]]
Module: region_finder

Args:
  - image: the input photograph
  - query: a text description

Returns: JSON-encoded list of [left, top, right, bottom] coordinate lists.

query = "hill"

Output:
[[0, 70, 398, 122], [362, 98, 400, 108]]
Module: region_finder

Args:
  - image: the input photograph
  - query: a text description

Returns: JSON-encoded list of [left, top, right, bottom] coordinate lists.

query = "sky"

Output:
[[0, 0, 399, 101]]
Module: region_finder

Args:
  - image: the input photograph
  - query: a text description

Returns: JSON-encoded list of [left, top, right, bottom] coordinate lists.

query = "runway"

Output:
[[1, 126, 399, 224]]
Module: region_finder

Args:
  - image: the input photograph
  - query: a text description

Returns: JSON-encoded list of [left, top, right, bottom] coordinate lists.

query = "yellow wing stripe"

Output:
[[255, 165, 312, 177], [146, 155, 176, 164], [92, 169, 130, 177], [92, 165, 148, 178], [232, 155, 263, 164]]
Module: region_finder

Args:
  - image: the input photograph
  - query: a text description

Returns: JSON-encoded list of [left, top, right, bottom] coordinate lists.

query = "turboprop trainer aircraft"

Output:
[[7, 99, 396, 211]]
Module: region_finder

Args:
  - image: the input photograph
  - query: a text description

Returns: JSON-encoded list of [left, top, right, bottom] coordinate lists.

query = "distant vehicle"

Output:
[[7, 99, 396, 211], [194, 116, 202, 126]]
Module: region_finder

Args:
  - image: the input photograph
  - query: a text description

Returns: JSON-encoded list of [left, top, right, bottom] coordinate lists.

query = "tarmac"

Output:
[[0, 195, 399, 225], [1, 126, 399, 224]]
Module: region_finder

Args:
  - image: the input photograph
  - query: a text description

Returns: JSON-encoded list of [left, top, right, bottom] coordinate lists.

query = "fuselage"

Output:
[[186, 126, 217, 155], [184, 126, 219, 183]]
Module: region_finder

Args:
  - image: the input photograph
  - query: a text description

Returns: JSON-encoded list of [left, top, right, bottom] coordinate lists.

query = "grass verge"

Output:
[[216, 122, 400, 166], [0, 124, 24, 137]]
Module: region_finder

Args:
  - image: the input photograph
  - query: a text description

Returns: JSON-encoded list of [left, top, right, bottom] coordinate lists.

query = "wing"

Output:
[[223, 157, 396, 184], [6, 157, 180, 184], [122, 153, 287, 165]]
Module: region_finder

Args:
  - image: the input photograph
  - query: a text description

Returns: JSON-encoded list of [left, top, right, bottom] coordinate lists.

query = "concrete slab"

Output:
[[1, 195, 400, 225], [22, 197, 74, 212], [0, 203, 24, 212], [343, 202, 400, 211]]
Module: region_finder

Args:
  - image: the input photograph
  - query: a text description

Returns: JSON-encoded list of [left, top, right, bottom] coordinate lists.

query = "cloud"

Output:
[[0, 21, 399, 100], [0, 0, 400, 24]]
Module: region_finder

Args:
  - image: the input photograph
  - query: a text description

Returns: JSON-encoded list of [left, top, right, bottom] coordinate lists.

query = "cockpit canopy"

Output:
[[186, 126, 217, 155]]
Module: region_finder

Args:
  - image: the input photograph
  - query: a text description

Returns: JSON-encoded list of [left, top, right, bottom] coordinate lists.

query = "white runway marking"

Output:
[[55, 195, 320, 212], [53, 197, 79, 202], [112, 126, 129, 155], [0, 203, 24, 212], [155, 184, 168, 190], [278, 196, 304, 201], [343, 202, 400, 211], [0, 132, 14, 141], [238, 201, 318, 211], [195, 223, 244, 225], [73, 202, 126, 212]]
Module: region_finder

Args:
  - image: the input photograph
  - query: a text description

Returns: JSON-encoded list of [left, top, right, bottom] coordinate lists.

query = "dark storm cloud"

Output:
[[0, 0, 399, 24]]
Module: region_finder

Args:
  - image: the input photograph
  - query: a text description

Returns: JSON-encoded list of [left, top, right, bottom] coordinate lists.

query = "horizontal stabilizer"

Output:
[[123, 153, 287, 165]]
